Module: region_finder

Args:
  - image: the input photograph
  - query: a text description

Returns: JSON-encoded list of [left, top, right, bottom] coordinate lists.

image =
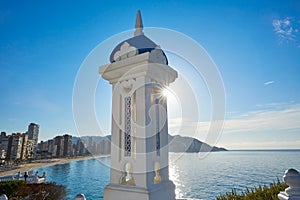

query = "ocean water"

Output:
[[34, 150, 300, 200]]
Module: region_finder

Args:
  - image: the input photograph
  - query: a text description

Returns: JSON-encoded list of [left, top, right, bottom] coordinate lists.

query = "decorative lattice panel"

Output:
[[124, 96, 132, 156], [155, 99, 161, 156]]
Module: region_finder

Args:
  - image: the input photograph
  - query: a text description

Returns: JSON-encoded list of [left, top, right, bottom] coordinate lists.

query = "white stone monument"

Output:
[[99, 10, 177, 200]]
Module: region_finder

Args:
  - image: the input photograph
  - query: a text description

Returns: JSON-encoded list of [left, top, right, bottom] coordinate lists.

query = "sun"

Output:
[[162, 88, 174, 99], [158, 87, 178, 106]]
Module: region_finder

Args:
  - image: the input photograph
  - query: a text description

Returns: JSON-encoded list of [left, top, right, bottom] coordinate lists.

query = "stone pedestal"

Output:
[[104, 181, 175, 200], [278, 169, 300, 200]]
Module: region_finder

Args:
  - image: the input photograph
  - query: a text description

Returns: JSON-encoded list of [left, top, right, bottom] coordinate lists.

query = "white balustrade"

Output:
[[74, 193, 86, 200], [278, 168, 300, 200], [0, 194, 8, 200], [0, 171, 46, 183]]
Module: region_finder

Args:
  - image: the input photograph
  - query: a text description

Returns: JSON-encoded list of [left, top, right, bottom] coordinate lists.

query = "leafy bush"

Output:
[[0, 180, 26, 197], [216, 179, 288, 200], [0, 180, 66, 200]]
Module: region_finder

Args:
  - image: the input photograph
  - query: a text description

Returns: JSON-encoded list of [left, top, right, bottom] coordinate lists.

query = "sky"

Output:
[[0, 0, 300, 149]]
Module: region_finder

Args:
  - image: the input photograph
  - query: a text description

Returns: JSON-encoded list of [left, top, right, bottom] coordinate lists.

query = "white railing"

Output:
[[0, 194, 8, 200], [74, 194, 86, 200], [0, 176, 15, 181], [3, 169, 299, 200], [278, 168, 300, 200], [0, 171, 46, 183]]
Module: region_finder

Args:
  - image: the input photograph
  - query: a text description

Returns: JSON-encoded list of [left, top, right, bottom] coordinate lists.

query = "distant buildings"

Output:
[[40, 134, 72, 159], [0, 132, 32, 161], [35, 135, 112, 159], [0, 123, 39, 163], [0, 122, 112, 163]]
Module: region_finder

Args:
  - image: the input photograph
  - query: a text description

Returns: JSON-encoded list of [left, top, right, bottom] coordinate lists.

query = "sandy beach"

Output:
[[0, 155, 97, 177]]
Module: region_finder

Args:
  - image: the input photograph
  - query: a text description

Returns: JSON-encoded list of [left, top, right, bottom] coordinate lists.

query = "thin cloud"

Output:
[[223, 104, 300, 133], [264, 80, 274, 85], [255, 101, 294, 109], [272, 17, 299, 43], [169, 103, 300, 135], [221, 140, 300, 150]]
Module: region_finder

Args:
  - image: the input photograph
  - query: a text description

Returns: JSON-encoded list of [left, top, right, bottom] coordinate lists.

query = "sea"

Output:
[[33, 150, 300, 200]]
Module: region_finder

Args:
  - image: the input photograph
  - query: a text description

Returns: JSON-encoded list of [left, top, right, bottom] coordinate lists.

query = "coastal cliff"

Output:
[[168, 135, 227, 152]]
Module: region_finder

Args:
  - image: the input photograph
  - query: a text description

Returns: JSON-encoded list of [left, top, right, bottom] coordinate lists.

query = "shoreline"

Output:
[[0, 155, 109, 177]]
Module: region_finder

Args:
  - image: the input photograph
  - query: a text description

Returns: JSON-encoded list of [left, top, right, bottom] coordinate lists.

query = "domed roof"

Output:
[[109, 10, 168, 64]]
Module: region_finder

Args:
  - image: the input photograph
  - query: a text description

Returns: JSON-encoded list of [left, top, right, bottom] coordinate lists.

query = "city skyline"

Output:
[[1, 1, 300, 149], [0, 125, 112, 162]]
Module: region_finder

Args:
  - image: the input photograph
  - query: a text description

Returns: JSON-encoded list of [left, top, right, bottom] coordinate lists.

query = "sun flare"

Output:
[[162, 88, 173, 99]]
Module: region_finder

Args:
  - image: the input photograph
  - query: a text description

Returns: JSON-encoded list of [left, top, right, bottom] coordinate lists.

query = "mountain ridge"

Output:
[[168, 134, 227, 152], [72, 134, 227, 152]]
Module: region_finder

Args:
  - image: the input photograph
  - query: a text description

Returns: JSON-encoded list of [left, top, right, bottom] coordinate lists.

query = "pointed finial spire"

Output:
[[134, 10, 144, 36]]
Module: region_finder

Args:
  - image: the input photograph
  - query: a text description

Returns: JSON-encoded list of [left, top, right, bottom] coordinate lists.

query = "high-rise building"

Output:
[[76, 139, 86, 156], [96, 143, 101, 154], [20, 133, 28, 160], [28, 123, 39, 158], [28, 123, 39, 146], [26, 140, 35, 160], [0, 132, 9, 152], [36, 140, 49, 159], [100, 139, 111, 155], [7, 133, 23, 160], [47, 139, 54, 158], [0, 150, 5, 163], [0, 132, 8, 163], [63, 134, 72, 157], [54, 136, 64, 157]]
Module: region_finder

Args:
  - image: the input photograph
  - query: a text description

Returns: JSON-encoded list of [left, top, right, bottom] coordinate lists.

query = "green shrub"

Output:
[[0, 180, 66, 200], [216, 179, 288, 200], [0, 180, 27, 197]]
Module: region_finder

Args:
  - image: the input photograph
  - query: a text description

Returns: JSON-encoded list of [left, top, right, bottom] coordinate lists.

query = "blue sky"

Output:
[[0, 0, 300, 149]]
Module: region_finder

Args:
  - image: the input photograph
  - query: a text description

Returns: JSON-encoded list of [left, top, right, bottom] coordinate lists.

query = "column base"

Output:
[[104, 181, 175, 200]]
